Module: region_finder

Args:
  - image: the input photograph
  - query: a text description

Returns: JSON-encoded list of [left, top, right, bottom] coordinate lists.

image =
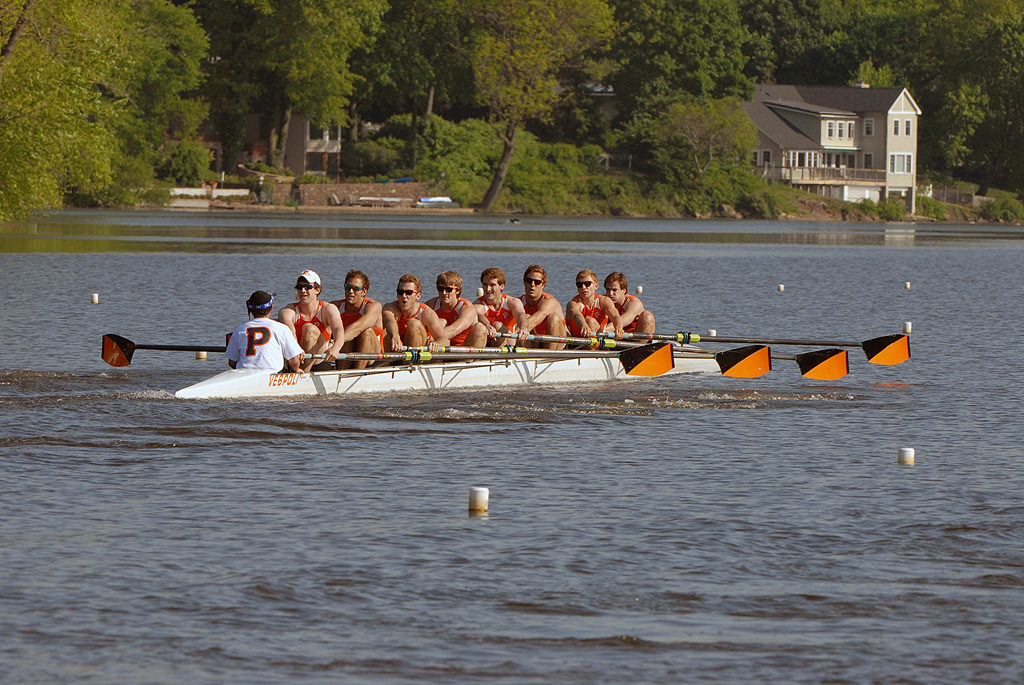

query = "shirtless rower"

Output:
[[474, 267, 529, 346], [329, 269, 384, 369], [382, 274, 448, 352], [566, 269, 624, 338], [519, 265, 566, 349], [278, 269, 345, 371], [226, 291, 304, 372], [424, 271, 487, 347], [604, 271, 656, 335]]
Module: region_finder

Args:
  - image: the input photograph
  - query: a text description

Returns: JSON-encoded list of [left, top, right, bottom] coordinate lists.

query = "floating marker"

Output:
[[777, 284, 785, 292], [91, 293, 99, 304], [904, 281, 911, 290], [636, 285, 644, 294], [468, 486, 489, 513], [897, 447, 915, 465], [903, 321, 912, 334], [477, 287, 484, 297], [195, 351, 207, 360], [707, 329, 717, 337]]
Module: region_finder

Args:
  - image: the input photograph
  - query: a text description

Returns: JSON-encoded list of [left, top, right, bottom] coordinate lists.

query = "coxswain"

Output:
[[519, 265, 567, 349], [329, 269, 384, 369], [382, 274, 448, 352], [474, 267, 529, 346], [227, 291, 304, 372], [278, 269, 345, 372], [566, 269, 623, 338], [604, 272, 656, 335], [424, 271, 487, 347]]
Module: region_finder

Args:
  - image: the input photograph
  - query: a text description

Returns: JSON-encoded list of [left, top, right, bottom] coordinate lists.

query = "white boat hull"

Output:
[[174, 355, 719, 399]]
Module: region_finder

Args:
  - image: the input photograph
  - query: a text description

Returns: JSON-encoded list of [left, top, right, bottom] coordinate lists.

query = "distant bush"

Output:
[[340, 140, 402, 176], [158, 139, 211, 186], [737, 184, 789, 219], [915, 195, 945, 220], [980, 196, 1024, 222], [296, 174, 327, 184]]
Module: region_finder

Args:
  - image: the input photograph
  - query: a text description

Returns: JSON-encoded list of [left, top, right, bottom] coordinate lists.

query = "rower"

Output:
[[330, 269, 384, 369], [425, 270, 487, 347], [382, 274, 448, 352], [519, 265, 567, 349], [278, 269, 345, 371], [227, 291, 304, 372], [474, 267, 529, 346], [604, 271, 655, 335], [566, 269, 623, 338]]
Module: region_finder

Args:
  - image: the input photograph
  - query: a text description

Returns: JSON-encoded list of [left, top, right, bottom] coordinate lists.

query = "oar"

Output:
[[621, 332, 910, 365], [401, 343, 675, 377], [507, 330, 846, 380], [103, 334, 227, 367]]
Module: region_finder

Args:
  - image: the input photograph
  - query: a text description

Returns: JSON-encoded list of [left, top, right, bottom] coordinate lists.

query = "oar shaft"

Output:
[[622, 332, 863, 347], [496, 332, 642, 349], [136, 343, 228, 352]]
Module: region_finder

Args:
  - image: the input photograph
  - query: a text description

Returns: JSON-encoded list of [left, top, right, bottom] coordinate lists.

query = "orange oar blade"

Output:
[[620, 343, 674, 377], [795, 348, 848, 380], [862, 334, 910, 365], [102, 334, 135, 367], [716, 345, 772, 378]]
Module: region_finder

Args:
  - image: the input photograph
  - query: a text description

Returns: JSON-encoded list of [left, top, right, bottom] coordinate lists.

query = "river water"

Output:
[[1, 210, 1022, 682]]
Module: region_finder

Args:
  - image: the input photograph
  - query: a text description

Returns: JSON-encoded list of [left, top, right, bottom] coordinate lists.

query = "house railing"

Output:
[[762, 166, 886, 183]]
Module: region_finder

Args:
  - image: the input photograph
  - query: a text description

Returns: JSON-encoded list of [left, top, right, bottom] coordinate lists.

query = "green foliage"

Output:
[[915, 194, 946, 220], [158, 140, 212, 186], [980, 197, 1024, 222], [849, 198, 907, 221], [341, 141, 401, 176], [737, 184, 790, 219]]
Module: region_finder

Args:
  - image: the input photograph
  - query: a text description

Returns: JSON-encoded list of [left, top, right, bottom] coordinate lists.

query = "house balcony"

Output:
[[764, 166, 886, 185]]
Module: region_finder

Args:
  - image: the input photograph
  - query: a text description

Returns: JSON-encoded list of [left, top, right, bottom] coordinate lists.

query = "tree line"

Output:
[[3, 0, 1023, 220]]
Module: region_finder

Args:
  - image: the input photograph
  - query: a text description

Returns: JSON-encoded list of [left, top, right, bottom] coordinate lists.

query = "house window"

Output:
[[905, 119, 912, 136], [797, 152, 807, 167], [865, 119, 874, 136], [827, 122, 834, 138], [893, 119, 900, 136], [762, 150, 771, 165], [889, 153, 913, 174], [752, 150, 758, 165], [308, 123, 325, 140], [847, 154, 856, 168], [847, 122, 855, 138], [864, 153, 873, 168]]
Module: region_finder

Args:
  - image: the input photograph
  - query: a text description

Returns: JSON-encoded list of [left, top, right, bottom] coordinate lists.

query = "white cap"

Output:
[[297, 269, 321, 286]]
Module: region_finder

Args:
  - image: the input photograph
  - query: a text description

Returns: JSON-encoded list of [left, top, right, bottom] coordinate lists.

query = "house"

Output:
[[199, 113, 345, 178], [743, 84, 921, 212]]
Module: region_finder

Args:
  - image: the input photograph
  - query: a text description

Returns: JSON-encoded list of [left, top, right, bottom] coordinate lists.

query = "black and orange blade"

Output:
[[716, 345, 772, 378], [620, 343, 675, 377], [102, 334, 135, 367], [861, 334, 910, 365], [795, 348, 848, 380]]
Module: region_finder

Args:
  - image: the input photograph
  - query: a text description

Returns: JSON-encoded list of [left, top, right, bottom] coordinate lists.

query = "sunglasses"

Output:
[[343, 284, 364, 291], [524, 278, 544, 286], [436, 285, 456, 293], [575, 280, 594, 288], [295, 283, 317, 291], [396, 288, 417, 296]]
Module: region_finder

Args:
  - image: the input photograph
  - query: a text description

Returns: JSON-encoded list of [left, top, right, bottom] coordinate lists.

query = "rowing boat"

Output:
[[174, 353, 721, 399]]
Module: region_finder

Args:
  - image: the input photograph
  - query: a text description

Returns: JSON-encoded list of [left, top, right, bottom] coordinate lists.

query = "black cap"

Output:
[[246, 290, 273, 312]]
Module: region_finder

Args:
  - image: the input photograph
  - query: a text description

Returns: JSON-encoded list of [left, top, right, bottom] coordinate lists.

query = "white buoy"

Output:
[[904, 281, 911, 290], [468, 486, 489, 513], [477, 287, 484, 297], [897, 447, 915, 465], [707, 329, 717, 337], [636, 285, 644, 294], [91, 293, 99, 304], [777, 284, 785, 292], [903, 321, 912, 334], [195, 351, 207, 360]]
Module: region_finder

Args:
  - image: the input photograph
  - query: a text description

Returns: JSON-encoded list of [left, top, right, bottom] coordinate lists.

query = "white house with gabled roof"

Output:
[[742, 84, 922, 212]]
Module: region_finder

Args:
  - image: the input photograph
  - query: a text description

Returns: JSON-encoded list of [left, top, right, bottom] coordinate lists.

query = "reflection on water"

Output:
[[2, 208, 1022, 253]]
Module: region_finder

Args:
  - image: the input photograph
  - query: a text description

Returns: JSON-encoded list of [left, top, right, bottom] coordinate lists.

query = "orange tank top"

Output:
[[397, 302, 430, 337], [434, 297, 473, 345], [615, 294, 639, 333], [478, 293, 517, 332], [571, 294, 609, 329], [291, 300, 331, 342]]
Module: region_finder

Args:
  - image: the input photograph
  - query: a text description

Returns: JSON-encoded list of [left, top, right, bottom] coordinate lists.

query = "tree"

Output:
[[192, 0, 385, 171], [1, 0, 126, 219], [608, 0, 753, 123], [468, 0, 614, 212]]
